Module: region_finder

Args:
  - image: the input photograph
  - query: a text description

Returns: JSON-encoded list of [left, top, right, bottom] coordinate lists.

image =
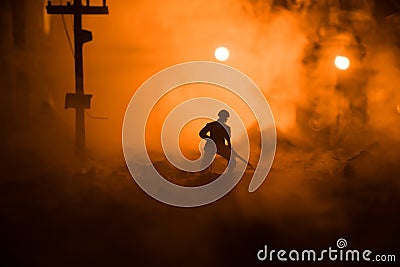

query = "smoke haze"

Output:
[[1, 0, 399, 266]]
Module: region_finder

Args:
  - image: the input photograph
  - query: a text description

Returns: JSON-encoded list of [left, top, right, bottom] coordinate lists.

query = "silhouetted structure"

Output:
[[0, 0, 76, 135]]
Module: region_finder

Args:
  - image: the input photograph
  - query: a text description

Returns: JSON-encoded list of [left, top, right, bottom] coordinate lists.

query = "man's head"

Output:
[[218, 109, 230, 123]]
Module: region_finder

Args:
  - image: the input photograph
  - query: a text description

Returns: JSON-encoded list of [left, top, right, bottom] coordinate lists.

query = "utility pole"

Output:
[[46, 0, 108, 153]]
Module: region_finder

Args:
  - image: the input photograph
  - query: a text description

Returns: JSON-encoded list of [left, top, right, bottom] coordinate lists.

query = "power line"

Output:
[[86, 110, 109, 120], [60, 0, 74, 58]]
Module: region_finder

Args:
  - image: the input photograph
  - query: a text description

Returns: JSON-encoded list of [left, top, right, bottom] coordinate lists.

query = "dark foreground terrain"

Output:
[[1, 117, 399, 267]]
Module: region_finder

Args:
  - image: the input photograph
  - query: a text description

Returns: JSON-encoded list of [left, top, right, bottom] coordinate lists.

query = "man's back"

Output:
[[199, 121, 231, 148]]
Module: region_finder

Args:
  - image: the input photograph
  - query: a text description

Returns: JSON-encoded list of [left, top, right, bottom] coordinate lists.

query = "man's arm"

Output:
[[224, 126, 232, 148], [199, 123, 210, 139]]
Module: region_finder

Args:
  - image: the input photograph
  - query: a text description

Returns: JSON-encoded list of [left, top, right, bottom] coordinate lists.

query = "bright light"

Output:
[[335, 56, 350, 70], [396, 104, 400, 115], [214, 47, 230, 61]]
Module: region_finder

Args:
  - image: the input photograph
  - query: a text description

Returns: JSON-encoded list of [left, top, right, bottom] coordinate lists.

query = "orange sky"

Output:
[[42, 0, 400, 158]]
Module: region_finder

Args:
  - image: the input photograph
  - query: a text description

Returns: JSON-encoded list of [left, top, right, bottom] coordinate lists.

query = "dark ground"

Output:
[[0, 113, 399, 267]]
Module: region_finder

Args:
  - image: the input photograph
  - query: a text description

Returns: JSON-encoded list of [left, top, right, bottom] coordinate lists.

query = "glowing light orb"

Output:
[[335, 56, 350, 70], [214, 47, 230, 61], [396, 104, 400, 114]]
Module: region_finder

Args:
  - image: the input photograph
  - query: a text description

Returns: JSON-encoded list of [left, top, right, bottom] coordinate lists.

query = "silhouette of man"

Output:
[[199, 109, 236, 173]]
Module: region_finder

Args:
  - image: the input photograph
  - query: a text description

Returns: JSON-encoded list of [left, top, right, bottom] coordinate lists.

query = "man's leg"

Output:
[[219, 147, 236, 174], [201, 142, 216, 173]]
